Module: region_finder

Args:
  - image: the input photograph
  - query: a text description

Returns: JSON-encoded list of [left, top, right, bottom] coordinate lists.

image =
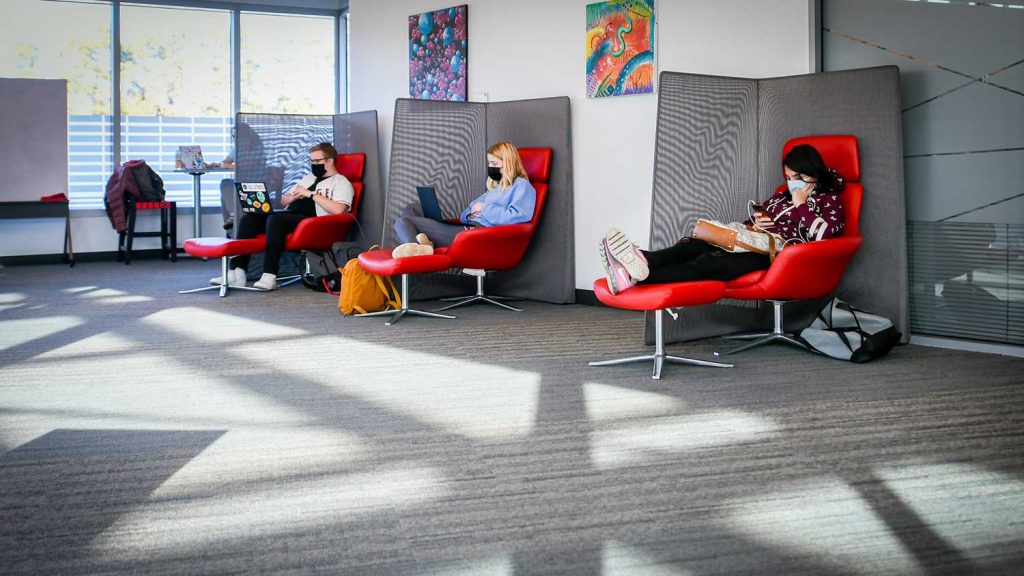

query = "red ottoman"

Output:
[[356, 249, 457, 325], [178, 237, 267, 297], [590, 279, 733, 379]]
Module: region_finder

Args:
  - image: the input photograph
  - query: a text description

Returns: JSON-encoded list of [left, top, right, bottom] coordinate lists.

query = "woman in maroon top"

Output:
[[601, 144, 846, 294]]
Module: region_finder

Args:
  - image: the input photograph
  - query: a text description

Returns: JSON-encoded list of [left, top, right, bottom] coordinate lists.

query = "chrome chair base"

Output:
[[589, 309, 733, 380], [356, 274, 456, 326], [715, 299, 809, 356], [178, 256, 268, 298], [434, 275, 523, 312]]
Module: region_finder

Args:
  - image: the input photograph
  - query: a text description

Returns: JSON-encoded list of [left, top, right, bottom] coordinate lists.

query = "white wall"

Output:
[[349, 0, 813, 291]]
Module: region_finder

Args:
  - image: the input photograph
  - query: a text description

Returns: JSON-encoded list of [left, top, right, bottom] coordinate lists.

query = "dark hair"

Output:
[[310, 142, 337, 160], [782, 144, 838, 194]]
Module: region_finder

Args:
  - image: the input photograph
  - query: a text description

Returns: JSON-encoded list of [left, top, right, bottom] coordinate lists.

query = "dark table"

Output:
[[0, 201, 74, 266]]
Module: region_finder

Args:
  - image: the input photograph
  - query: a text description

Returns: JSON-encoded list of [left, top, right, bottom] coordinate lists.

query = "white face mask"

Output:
[[786, 178, 807, 193]]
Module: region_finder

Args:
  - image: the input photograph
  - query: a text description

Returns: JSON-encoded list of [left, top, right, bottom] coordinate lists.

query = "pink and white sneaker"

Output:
[[604, 227, 649, 281], [600, 239, 636, 295]]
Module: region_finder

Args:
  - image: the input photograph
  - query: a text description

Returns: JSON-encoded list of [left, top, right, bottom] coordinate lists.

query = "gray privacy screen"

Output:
[[236, 110, 384, 248], [649, 67, 908, 344], [385, 97, 575, 304]]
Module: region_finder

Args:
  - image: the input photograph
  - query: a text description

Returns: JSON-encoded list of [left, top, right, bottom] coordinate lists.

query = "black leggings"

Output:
[[640, 238, 770, 284], [230, 211, 310, 275]]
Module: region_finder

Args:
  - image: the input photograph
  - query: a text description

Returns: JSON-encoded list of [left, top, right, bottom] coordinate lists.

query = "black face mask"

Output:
[[311, 163, 327, 178], [487, 166, 502, 181]]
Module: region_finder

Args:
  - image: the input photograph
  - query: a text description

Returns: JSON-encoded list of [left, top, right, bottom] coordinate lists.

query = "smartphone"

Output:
[[751, 203, 766, 215]]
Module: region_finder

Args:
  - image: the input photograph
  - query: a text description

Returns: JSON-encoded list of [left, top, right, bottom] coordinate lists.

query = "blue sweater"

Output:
[[459, 177, 537, 227]]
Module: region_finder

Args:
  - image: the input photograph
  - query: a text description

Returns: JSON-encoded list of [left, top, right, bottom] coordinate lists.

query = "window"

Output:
[[241, 12, 337, 114], [0, 1, 340, 211], [120, 4, 231, 207], [0, 0, 112, 210]]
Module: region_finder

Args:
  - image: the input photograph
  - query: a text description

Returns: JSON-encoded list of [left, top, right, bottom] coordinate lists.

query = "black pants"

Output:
[[230, 210, 311, 275], [640, 238, 770, 284]]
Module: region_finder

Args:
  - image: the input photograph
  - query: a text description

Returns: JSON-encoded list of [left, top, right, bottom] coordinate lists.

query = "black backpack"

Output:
[[301, 241, 363, 294], [798, 298, 901, 362], [130, 162, 166, 201]]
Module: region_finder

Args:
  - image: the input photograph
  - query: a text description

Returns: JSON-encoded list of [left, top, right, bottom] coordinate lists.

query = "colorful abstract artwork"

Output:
[[586, 0, 656, 98], [409, 5, 468, 101]]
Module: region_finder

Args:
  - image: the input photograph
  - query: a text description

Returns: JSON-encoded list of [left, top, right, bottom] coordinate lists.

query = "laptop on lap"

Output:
[[416, 186, 444, 222], [236, 182, 273, 214]]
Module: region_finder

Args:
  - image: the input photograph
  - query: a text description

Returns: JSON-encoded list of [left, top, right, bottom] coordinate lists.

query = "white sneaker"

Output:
[[605, 227, 650, 281], [253, 273, 278, 291], [210, 268, 246, 287]]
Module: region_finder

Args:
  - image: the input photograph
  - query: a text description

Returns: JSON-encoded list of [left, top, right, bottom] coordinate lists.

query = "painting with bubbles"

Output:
[[586, 0, 656, 98], [409, 5, 468, 101]]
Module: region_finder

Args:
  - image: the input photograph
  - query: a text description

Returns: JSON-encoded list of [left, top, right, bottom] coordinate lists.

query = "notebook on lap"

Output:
[[416, 186, 444, 222], [236, 182, 273, 214]]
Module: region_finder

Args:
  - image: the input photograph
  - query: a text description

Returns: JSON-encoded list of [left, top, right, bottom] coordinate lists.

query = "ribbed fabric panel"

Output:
[[334, 110, 384, 248], [909, 221, 1023, 345], [386, 99, 487, 300], [486, 97, 575, 304], [236, 114, 334, 206], [649, 72, 761, 345], [648, 67, 906, 345]]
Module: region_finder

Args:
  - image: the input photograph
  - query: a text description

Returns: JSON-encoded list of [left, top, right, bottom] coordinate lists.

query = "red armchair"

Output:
[[180, 152, 365, 297], [718, 135, 864, 355], [276, 152, 365, 286], [432, 147, 552, 312]]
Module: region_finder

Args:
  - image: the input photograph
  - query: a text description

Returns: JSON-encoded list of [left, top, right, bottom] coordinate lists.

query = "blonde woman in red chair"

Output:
[[392, 141, 537, 257], [601, 144, 846, 294]]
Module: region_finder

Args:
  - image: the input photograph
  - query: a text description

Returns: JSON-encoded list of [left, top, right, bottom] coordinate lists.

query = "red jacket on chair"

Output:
[[104, 159, 163, 233]]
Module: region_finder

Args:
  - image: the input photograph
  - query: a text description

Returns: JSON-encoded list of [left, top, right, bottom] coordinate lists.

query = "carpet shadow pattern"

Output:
[[0, 260, 1022, 574]]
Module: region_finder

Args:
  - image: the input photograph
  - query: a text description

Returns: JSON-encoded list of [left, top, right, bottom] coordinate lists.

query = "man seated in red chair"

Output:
[[211, 142, 354, 290], [600, 144, 846, 292], [390, 141, 536, 256]]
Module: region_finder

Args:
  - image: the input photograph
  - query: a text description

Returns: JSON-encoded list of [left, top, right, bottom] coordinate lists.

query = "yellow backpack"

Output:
[[337, 249, 401, 315]]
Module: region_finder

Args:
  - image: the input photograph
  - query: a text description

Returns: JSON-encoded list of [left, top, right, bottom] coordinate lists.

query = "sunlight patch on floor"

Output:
[[584, 382, 686, 422], [0, 353, 318, 448], [603, 540, 693, 575], [0, 316, 84, 353], [240, 336, 541, 440], [723, 478, 923, 575], [0, 292, 26, 303], [590, 411, 778, 469], [63, 286, 98, 293], [142, 306, 307, 342], [158, 427, 373, 496], [79, 288, 132, 298], [92, 462, 448, 559], [877, 461, 1024, 561]]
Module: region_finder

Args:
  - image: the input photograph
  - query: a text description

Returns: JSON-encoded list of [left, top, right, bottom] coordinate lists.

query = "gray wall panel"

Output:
[[486, 97, 575, 304], [648, 72, 761, 344], [758, 67, 907, 340], [334, 110, 383, 247], [385, 97, 575, 304], [0, 78, 67, 202], [648, 67, 907, 344], [385, 99, 487, 301]]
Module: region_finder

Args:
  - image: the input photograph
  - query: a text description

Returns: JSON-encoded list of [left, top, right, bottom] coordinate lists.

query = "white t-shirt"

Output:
[[297, 173, 355, 217]]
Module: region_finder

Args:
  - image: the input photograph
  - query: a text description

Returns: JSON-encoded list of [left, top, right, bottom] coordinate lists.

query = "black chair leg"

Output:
[[124, 202, 136, 265], [169, 202, 177, 262]]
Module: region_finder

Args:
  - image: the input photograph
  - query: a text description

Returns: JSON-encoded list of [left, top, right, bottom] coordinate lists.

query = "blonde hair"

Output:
[[486, 141, 528, 190]]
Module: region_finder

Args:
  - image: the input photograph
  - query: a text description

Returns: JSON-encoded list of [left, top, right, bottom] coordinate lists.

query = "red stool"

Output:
[[356, 249, 457, 325], [178, 237, 267, 297], [117, 198, 177, 264], [589, 279, 733, 379]]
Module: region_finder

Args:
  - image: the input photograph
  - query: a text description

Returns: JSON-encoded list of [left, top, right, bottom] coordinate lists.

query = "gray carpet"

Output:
[[1, 259, 1023, 575]]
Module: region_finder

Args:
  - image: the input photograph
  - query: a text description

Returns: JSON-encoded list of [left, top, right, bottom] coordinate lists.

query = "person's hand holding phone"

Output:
[[751, 203, 773, 230]]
